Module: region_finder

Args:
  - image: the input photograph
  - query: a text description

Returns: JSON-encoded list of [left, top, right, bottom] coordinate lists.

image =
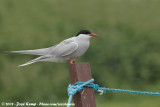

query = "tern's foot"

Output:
[[68, 59, 72, 64], [73, 61, 76, 64], [68, 59, 76, 64]]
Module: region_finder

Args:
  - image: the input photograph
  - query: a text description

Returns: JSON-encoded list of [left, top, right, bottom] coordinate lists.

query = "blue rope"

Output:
[[67, 78, 160, 107], [67, 79, 94, 107]]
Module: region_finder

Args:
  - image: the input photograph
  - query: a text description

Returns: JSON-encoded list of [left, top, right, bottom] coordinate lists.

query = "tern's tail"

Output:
[[19, 56, 49, 67], [5, 47, 51, 56]]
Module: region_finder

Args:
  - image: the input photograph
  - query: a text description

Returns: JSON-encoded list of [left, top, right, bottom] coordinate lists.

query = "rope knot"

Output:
[[93, 84, 99, 90], [67, 79, 94, 107], [67, 84, 83, 96], [67, 79, 94, 96]]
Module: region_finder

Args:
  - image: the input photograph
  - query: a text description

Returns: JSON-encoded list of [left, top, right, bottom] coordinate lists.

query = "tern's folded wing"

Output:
[[49, 41, 78, 57]]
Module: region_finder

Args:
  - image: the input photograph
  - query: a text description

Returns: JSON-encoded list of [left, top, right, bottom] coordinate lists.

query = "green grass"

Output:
[[98, 96, 160, 107], [0, 0, 160, 107]]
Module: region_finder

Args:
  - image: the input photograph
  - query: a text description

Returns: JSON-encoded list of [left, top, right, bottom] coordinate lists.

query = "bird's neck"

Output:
[[76, 35, 91, 41]]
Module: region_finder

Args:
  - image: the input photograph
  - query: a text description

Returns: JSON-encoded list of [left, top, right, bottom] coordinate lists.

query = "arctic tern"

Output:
[[6, 30, 99, 66]]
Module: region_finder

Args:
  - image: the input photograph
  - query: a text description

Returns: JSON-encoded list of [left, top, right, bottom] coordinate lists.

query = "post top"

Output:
[[69, 62, 92, 84], [69, 62, 90, 67]]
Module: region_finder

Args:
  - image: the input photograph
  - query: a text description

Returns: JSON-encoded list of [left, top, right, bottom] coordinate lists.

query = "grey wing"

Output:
[[49, 41, 78, 57]]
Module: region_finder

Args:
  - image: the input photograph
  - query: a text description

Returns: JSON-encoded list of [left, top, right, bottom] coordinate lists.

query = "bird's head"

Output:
[[75, 30, 99, 40]]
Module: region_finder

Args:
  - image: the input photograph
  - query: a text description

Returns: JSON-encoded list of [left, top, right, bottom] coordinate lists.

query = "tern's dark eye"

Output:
[[75, 30, 91, 37]]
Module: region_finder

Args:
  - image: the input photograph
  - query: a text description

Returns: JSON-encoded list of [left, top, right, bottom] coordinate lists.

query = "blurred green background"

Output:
[[0, 0, 160, 107]]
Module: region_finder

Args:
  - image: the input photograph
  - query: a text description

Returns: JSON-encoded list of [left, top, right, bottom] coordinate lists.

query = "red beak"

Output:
[[89, 33, 99, 37]]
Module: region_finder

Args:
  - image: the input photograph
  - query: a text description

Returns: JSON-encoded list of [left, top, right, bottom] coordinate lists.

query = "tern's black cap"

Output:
[[76, 30, 91, 37]]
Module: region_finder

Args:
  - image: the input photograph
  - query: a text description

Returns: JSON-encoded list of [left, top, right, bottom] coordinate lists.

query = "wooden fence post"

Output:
[[69, 63, 96, 107]]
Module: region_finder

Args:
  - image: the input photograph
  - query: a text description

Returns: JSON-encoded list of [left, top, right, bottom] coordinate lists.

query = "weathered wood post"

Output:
[[69, 63, 96, 107]]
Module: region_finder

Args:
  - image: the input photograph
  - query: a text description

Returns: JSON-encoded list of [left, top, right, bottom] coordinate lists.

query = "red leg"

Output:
[[68, 59, 72, 64], [73, 60, 76, 64]]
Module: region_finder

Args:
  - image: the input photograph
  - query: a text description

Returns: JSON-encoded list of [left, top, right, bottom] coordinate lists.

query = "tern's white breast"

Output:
[[70, 39, 90, 59]]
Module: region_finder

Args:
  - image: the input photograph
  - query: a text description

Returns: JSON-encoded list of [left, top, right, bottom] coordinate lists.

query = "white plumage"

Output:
[[6, 30, 98, 66]]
